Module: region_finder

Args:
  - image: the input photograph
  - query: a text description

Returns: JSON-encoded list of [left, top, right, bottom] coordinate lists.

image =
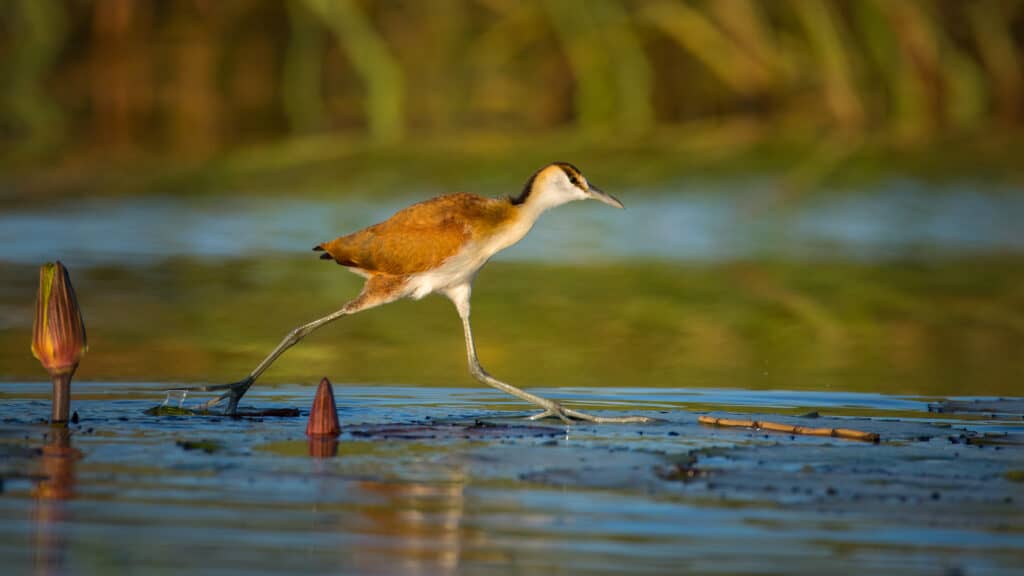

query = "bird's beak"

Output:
[[587, 185, 624, 209]]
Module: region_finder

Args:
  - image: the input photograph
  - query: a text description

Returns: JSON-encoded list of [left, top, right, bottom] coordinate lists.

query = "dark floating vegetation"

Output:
[[144, 405, 301, 419], [346, 420, 563, 441], [929, 398, 1024, 417], [174, 439, 223, 454]]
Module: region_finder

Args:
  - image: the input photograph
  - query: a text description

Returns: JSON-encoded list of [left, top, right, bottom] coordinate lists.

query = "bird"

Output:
[[177, 163, 650, 424]]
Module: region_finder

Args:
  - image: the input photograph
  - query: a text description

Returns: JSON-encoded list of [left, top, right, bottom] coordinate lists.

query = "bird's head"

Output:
[[513, 162, 623, 211]]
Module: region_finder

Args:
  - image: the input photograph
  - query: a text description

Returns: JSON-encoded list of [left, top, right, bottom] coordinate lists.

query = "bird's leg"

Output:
[[447, 286, 651, 424], [168, 306, 354, 413], [168, 282, 391, 414]]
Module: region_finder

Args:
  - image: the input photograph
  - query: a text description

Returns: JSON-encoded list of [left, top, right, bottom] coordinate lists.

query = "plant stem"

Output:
[[698, 415, 879, 442], [50, 372, 71, 424]]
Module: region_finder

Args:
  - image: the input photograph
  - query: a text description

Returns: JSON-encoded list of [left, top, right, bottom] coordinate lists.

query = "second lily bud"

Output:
[[306, 377, 341, 437]]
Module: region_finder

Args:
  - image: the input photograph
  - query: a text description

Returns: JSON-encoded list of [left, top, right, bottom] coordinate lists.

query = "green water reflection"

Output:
[[2, 258, 1021, 397]]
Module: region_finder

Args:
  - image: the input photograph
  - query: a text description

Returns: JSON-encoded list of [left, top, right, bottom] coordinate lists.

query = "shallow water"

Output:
[[0, 383, 1022, 575]]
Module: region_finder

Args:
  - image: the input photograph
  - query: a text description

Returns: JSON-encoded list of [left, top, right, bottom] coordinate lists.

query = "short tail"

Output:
[[313, 244, 333, 260], [313, 241, 356, 266]]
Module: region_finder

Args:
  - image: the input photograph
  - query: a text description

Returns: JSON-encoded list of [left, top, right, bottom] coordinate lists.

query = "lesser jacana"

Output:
[[177, 163, 650, 423]]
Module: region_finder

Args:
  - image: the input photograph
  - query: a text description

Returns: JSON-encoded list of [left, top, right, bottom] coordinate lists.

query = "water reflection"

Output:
[[308, 436, 339, 458], [354, 474, 467, 575], [31, 428, 80, 576]]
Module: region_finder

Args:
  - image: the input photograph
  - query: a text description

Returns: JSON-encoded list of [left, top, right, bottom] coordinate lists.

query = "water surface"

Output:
[[0, 384, 1021, 575], [2, 180, 1022, 266]]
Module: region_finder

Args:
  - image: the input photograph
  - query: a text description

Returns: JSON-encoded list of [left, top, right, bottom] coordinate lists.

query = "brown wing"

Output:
[[317, 193, 514, 275]]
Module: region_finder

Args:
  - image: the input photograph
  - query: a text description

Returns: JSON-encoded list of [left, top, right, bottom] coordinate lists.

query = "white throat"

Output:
[[521, 181, 585, 217]]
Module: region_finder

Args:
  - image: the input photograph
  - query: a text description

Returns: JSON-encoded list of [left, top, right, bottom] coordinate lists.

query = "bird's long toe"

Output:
[[523, 402, 652, 424], [192, 378, 253, 414], [527, 406, 571, 424], [563, 408, 653, 424]]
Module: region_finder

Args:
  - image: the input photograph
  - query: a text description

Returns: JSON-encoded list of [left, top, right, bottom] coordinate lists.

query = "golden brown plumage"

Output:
[[315, 192, 518, 276]]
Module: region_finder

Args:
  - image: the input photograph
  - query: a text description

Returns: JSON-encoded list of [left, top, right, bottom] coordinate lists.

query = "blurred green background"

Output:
[[1, 0, 1022, 397], [3, 0, 1024, 194]]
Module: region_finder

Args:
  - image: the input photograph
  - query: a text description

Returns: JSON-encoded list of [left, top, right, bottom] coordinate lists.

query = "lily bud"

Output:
[[31, 262, 87, 423], [32, 262, 87, 376], [306, 377, 341, 437]]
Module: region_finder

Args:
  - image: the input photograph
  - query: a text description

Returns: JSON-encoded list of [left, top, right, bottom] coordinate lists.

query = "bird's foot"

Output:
[[527, 404, 572, 424], [526, 401, 653, 424], [203, 378, 254, 414], [164, 378, 254, 415]]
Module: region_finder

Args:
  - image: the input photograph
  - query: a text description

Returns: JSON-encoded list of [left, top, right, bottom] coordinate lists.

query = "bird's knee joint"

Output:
[[468, 363, 489, 381]]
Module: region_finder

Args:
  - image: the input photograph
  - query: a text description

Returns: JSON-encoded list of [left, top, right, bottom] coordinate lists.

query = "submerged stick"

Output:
[[698, 415, 880, 443]]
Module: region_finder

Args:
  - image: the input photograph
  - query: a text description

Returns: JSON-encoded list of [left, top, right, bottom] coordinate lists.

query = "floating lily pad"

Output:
[[145, 405, 201, 417], [966, 432, 1024, 446], [175, 439, 223, 454], [347, 420, 562, 440], [144, 405, 299, 418], [234, 408, 301, 418]]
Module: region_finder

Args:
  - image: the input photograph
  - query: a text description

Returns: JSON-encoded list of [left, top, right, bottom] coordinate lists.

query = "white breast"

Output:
[[406, 216, 536, 300]]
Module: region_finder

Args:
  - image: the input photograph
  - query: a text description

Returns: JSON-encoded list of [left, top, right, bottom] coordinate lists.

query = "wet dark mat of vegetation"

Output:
[[929, 398, 1024, 418], [347, 420, 563, 440]]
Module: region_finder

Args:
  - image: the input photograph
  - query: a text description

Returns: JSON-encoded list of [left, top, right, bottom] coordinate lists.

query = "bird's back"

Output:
[[316, 193, 518, 276]]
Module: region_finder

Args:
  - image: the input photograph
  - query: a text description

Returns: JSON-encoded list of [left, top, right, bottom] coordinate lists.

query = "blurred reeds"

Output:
[[1, 0, 1022, 195]]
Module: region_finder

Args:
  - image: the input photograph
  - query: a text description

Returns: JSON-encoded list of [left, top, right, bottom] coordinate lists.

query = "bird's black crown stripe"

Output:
[[554, 161, 584, 189]]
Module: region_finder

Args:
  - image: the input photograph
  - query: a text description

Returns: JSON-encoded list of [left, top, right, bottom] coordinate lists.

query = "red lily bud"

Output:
[[306, 377, 340, 437], [31, 262, 87, 423]]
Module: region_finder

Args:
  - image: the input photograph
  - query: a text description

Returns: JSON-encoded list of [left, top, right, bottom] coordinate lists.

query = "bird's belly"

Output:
[[406, 262, 482, 300], [405, 244, 494, 300], [405, 220, 533, 300]]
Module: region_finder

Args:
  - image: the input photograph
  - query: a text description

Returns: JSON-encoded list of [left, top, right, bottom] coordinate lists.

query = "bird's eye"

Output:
[[555, 162, 586, 190]]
